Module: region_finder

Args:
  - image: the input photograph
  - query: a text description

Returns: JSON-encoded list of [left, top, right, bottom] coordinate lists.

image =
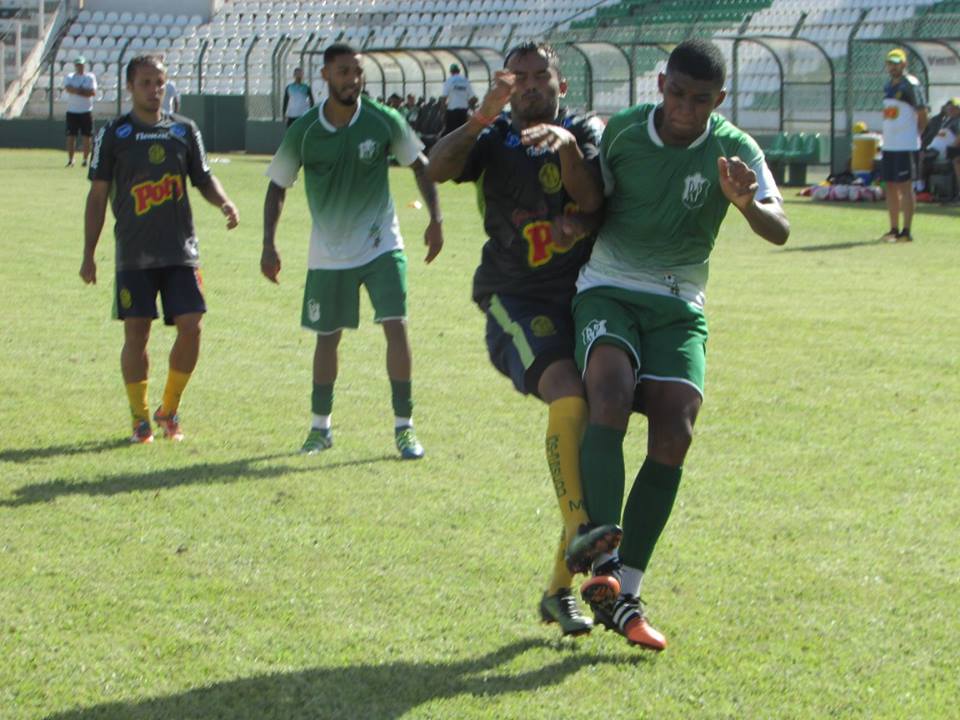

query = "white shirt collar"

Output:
[[317, 98, 362, 132]]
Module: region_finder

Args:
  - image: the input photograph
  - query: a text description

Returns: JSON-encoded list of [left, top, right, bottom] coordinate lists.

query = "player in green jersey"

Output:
[[262, 44, 443, 459], [571, 39, 790, 650]]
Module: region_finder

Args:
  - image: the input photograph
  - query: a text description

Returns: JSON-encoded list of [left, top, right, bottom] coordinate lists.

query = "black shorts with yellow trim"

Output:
[[114, 265, 206, 326], [483, 293, 575, 397]]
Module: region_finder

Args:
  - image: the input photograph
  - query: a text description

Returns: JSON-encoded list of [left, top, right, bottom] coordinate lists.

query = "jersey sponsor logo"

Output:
[[523, 221, 563, 267], [135, 131, 170, 141], [115, 123, 132, 139], [883, 106, 900, 119], [148, 143, 166, 165], [581, 318, 607, 346], [538, 163, 562, 194], [358, 138, 379, 163], [530, 315, 556, 338], [521, 203, 587, 267], [307, 298, 321, 323], [682, 172, 711, 209], [171, 123, 187, 138], [131, 172, 184, 216]]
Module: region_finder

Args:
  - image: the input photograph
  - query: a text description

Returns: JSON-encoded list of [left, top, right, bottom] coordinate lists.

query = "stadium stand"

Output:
[[3, 0, 959, 168]]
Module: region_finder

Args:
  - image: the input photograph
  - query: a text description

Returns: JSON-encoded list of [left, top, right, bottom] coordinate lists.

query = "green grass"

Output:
[[2, 148, 959, 719]]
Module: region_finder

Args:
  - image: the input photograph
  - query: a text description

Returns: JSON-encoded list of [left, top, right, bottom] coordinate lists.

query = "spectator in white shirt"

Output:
[[162, 77, 180, 114], [440, 64, 476, 137], [63, 56, 97, 167]]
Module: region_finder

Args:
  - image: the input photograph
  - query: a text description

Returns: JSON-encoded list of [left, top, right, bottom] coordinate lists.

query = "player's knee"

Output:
[[585, 378, 633, 424], [651, 419, 694, 464]]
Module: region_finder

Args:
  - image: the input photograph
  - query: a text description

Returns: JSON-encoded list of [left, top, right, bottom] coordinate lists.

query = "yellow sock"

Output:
[[125, 381, 150, 424], [160, 368, 192, 417], [546, 395, 590, 540], [547, 527, 576, 595]]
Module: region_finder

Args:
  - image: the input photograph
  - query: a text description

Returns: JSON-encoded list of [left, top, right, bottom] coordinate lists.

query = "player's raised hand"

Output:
[[718, 156, 758, 210], [260, 245, 281, 283], [79, 256, 97, 285], [477, 70, 514, 120], [221, 200, 239, 229], [521, 123, 576, 153], [423, 218, 444, 264]]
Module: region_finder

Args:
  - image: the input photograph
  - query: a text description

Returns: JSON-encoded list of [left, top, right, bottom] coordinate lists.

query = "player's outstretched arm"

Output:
[[521, 124, 603, 213], [261, 181, 286, 283], [197, 176, 239, 229], [426, 70, 514, 183], [80, 180, 110, 285], [411, 154, 444, 264], [718, 156, 789, 246]]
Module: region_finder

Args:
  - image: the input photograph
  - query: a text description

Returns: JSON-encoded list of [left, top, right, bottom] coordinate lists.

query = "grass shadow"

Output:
[[0, 453, 393, 508], [45, 638, 650, 719], [0, 439, 130, 464], [780, 238, 887, 253]]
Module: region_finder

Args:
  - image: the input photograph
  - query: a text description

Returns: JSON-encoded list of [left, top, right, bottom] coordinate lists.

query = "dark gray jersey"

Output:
[[89, 113, 212, 270]]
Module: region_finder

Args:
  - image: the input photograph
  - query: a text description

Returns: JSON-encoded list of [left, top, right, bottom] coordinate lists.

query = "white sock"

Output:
[[395, 416, 412, 429], [618, 564, 644, 598], [312, 414, 331, 430]]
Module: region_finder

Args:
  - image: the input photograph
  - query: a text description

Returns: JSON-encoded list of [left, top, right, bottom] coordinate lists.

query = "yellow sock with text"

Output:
[[125, 381, 150, 424]]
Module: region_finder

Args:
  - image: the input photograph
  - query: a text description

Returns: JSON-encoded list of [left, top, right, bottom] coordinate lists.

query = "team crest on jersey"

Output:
[[148, 143, 166, 165], [530, 315, 556, 338], [357, 139, 379, 163], [663, 273, 681, 296], [682, 172, 710, 209], [307, 299, 321, 323], [538, 163, 562, 194], [883, 106, 900, 119], [115, 123, 132, 139], [581, 319, 607, 346]]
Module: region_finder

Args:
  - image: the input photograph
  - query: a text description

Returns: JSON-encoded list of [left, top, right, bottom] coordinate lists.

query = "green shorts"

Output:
[[573, 286, 708, 396], [302, 250, 408, 334]]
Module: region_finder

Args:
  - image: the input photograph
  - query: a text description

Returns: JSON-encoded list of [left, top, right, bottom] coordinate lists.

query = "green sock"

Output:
[[391, 379, 413, 419], [579, 423, 626, 527], [311, 383, 333, 415], [619, 458, 682, 571]]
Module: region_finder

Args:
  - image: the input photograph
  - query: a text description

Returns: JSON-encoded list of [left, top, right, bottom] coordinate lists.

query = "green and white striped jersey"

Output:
[[267, 97, 423, 270], [579, 103, 780, 307]]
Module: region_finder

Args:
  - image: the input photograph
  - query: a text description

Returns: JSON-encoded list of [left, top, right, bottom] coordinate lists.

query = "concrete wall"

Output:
[[0, 118, 72, 148], [245, 120, 284, 155]]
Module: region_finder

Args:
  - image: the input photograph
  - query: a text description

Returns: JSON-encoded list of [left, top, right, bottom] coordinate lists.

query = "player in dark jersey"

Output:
[[80, 55, 239, 443], [428, 42, 621, 637]]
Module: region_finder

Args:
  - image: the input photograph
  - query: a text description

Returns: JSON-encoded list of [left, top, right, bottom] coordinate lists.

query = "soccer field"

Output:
[[1, 148, 958, 719]]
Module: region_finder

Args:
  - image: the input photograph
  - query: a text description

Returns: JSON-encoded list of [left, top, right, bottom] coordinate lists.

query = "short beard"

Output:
[[330, 87, 359, 106]]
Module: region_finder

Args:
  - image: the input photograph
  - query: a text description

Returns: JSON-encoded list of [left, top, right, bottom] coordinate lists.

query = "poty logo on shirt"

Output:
[[682, 172, 710, 209], [581, 319, 607, 346], [131, 172, 184, 215], [357, 139, 379, 163]]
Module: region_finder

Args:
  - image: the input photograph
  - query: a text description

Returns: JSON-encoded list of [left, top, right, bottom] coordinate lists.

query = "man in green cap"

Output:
[[880, 48, 927, 242]]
